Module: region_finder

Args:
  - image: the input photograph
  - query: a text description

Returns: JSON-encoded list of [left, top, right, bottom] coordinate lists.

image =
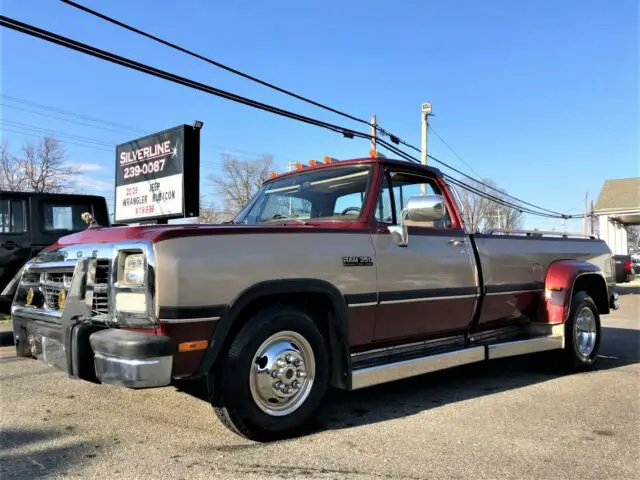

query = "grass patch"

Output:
[[0, 315, 11, 324]]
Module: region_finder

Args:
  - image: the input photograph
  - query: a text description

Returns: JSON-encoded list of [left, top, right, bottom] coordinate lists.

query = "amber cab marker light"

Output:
[[309, 160, 318, 167], [369, 148, 377, 158], [295, 162, 303, 169], [323, 156, 333, 164], [178, 340, 208, 352], [270, 171, 278, 179]]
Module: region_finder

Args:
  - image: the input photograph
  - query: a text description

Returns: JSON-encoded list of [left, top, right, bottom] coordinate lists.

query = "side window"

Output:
[[0, 199, 26, 233], [42, 203, 91, 232], [374, 174, 394, 224], [377, 170, 453, 229]]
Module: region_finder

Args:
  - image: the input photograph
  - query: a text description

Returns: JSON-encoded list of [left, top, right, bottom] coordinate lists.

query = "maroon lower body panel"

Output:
[[157, 320, 217, 377], [475, 291, 543, 331], [349, 306, 376, 347], [373, 297, 476, 343]]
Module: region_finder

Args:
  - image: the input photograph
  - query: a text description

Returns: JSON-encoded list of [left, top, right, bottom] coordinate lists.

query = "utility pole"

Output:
[[370, 115, 377, 157], [421, 102, 432, 194], [583, 192, 588, 236]]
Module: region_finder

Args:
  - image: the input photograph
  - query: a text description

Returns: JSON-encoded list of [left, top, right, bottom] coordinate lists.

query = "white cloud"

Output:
[[67, 162, 104, 173], [73, 175, 113, 193]]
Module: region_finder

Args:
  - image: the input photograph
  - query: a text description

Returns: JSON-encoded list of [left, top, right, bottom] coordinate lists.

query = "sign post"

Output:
[[114, 124, 200, 224]]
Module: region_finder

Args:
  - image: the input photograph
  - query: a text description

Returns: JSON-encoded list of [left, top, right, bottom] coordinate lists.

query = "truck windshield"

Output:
[[234, 164, 373, 225]]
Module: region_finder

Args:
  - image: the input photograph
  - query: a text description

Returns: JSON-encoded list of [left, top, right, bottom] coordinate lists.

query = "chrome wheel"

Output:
[[574, 306, 597, 357], [249, 330, 315, 417]]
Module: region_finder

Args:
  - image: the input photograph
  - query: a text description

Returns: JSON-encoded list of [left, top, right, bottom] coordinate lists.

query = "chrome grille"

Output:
[[91, 259, 111, 315]]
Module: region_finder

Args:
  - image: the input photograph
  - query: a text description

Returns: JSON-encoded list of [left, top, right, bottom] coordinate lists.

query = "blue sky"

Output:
[[1, 0, 638, 230]]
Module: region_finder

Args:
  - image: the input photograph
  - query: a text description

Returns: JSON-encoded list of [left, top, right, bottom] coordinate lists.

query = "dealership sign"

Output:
[[114, 125, 200, 223]]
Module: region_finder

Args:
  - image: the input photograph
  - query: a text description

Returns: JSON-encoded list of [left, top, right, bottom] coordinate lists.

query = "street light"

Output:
[[193, 120, 204, 130]]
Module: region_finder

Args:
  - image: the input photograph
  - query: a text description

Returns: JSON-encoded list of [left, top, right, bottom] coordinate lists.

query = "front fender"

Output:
[[194, 278, 351, 389], [541, 259, 606, 324]]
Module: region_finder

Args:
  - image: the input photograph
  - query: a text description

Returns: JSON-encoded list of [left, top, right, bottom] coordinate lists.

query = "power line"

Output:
[[58, 0, 570, 220], [60, 0, 372, 129], [1, 126, 114, 153], [1, 119, 116, 147], [1, 15, 577, 219], [1, 94, 147, 134], [427, 125, 484, 178], [1, 102, 141, 136]]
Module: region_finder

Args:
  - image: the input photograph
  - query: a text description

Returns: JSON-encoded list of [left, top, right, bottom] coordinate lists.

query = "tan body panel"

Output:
[[473, 236, 613, 288], [153, 232, 376, 311]]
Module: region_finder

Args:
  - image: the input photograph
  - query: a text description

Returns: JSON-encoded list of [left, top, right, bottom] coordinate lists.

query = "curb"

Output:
[[0, 330, 14, 347]]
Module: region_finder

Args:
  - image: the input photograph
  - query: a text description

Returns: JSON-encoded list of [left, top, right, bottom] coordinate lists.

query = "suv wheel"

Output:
[[208, 305, 330, 441]]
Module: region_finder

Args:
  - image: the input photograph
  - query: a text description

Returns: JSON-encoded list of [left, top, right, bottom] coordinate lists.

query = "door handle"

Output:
[[447, 239, 465, 247], [1, 241, 17, 250]]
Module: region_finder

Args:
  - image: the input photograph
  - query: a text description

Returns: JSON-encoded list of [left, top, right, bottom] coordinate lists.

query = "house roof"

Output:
[[594, 177, 640, 213]]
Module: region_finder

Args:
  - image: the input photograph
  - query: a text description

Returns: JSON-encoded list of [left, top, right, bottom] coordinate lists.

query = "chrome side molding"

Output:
[[351, 346, 485, 390], [487, 329, 564, 360], [350, 324, 566, 390]]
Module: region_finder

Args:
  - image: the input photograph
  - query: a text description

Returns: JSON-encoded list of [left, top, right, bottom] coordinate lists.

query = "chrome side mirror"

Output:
[[388, 195, 446, 247]]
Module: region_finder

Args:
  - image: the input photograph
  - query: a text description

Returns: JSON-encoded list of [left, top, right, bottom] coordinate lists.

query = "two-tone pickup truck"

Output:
[[9, 157, 617, 441]]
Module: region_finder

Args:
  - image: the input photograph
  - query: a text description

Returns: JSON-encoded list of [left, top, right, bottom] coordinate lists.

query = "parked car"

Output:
[[0, 191, 110, 313], [613, 255, 633, 283], [8, 157, 615, 441]]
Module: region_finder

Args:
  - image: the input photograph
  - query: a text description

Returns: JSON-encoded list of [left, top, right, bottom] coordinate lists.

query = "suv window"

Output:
[[375, 170, 453, 228], [42, 202, 91, 232], [0, 199, 26, 233]]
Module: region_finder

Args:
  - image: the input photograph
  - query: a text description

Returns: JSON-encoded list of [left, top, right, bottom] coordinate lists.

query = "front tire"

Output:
[[208, 305, 330, 441]]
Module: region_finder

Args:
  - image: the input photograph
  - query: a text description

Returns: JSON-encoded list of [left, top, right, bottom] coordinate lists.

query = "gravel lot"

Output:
[[1, 292, 638, 480]]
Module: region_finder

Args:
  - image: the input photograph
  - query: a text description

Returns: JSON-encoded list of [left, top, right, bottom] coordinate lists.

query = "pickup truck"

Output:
[[0, 191, 110, 313], [8, 157, 616, 441]]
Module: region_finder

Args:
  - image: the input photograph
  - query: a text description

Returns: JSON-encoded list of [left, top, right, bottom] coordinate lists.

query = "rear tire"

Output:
[[208, 305, 330, 442], [551, 291, 601, 372]]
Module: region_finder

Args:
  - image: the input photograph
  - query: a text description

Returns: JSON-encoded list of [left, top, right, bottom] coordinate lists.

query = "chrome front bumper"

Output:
[[93, 352, 172, 389]]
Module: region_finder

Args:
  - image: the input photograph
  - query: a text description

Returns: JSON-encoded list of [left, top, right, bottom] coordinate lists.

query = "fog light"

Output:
[[115, 292, 147, 313]]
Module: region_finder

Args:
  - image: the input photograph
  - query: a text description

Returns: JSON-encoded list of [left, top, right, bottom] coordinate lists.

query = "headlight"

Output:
[[122, 253, 145, 286]]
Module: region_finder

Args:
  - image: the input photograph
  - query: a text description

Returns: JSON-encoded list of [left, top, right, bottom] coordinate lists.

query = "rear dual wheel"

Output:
[[208, 306, 330, 442], [551, 291, 601, 372]]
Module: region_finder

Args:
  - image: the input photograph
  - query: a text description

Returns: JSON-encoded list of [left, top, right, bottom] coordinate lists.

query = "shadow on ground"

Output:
[[0, 428, 101, 480], [616, 284, 640, 295], [174, 326, 639, 436]]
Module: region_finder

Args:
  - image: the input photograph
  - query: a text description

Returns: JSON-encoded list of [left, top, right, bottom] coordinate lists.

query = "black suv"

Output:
[[0, 191, 110, 312]]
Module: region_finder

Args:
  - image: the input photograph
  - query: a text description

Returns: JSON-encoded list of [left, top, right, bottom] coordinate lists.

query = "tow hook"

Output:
[[610, 292, 620, 310]]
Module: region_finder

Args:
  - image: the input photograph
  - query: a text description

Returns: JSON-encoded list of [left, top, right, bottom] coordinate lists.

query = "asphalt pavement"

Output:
[[1, 293, 638, 480]]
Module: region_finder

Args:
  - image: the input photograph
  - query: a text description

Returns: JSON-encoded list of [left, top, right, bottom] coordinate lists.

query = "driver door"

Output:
[[372, 169, 479, 342]]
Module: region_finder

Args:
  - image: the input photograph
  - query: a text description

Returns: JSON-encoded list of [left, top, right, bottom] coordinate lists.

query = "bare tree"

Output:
[[0, 137, 77, 192], [628, 225, 640, 254], [197, 195, 235, 224], [457, 178, 523, 232], [0, 141, 24, 191], [208, 153, 274, 212]]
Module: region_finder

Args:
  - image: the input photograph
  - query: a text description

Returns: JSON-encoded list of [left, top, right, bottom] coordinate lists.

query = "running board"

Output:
[[350, 326, 565, 390], [351, 346, 485, 390]]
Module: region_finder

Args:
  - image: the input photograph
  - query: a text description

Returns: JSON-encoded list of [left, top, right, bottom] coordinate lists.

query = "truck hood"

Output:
[[52, 222, 365, 248]]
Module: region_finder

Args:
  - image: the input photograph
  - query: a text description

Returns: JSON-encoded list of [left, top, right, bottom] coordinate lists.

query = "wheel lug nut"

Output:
[[283, 387, 291, 394], [293, 359, 302, 367], [297, 371, 306, 378], [274, 381, 283, 389], [285, 354, 294, 363], [276, 359, 286, 367], [271, 370, 278, 378], [292, 381, 300, 389]]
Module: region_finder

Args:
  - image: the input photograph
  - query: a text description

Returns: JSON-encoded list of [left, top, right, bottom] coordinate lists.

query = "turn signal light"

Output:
[[178, 340, 208, 352]]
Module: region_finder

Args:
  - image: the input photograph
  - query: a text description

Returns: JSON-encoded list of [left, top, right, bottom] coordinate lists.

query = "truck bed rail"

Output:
[[483, 228, 597, 239]]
